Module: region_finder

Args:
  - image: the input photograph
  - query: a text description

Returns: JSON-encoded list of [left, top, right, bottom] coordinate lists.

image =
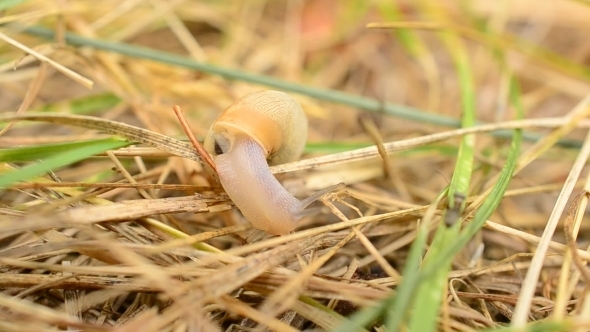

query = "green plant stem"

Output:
[[20, 26, 457, 127], [15, 26, 583, 149]]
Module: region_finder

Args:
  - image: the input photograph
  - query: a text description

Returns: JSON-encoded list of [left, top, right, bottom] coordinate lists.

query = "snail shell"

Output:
[[204, 90, 308, 165]]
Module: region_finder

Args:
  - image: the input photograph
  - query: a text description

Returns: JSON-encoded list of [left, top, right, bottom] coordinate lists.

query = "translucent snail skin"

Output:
[[204, 90, 339, 235]]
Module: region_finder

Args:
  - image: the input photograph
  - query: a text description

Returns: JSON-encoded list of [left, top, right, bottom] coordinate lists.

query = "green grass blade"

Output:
[[383, 193, 445, 331], [376, 2, 433, 58], [334, 194, 445, 332], [0, 0, 26, 11], [399, 13, 476, 330], [34, 93, 122, 115], [395, 77, 521, 331], [406, 222, 460, 332], [303, 142, 372, 154], [441, 27, 476, 208], [0, 138, 127, 162], [0, 137, 131, 188], [422, 76, 523, 278]]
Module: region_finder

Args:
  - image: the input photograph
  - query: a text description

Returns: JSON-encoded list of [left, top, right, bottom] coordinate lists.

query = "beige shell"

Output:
[[204, 90, 308, 165]]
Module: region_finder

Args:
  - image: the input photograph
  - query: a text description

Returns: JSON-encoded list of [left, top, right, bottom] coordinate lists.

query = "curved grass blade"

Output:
[[388, 9, 477, 328], [421, 76, 523, 280]]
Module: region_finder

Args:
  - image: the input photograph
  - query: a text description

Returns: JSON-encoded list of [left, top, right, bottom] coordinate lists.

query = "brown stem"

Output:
[[172, 105, 217, 172]]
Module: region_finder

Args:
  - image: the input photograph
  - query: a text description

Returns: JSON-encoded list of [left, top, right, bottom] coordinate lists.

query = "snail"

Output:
[[204, 90, 342, 235]]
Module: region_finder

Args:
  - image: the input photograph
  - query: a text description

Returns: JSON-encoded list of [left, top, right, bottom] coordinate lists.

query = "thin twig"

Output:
[[172, 105, 217, 172]]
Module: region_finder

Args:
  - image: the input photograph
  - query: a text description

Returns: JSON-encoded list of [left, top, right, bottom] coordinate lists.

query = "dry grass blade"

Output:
[[0, 273, 157, 292], [0, 31, 93, 89], [0, 196, 220, 233], [563, 192, 590, 285], [483, 221, 590, 261], [0, 292, 108, 332], [216, 295, 298, 332], [0, 62, 48, 136], [553, 158, 590, 318], [0, 113, 201, 162], [272, 117, 590, 174], [513, 128, 590, 325], [259, 231, 356, 318]]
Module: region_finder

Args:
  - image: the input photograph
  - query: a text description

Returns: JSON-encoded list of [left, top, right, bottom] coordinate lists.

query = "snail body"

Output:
[[204, 90, 337, 235]]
